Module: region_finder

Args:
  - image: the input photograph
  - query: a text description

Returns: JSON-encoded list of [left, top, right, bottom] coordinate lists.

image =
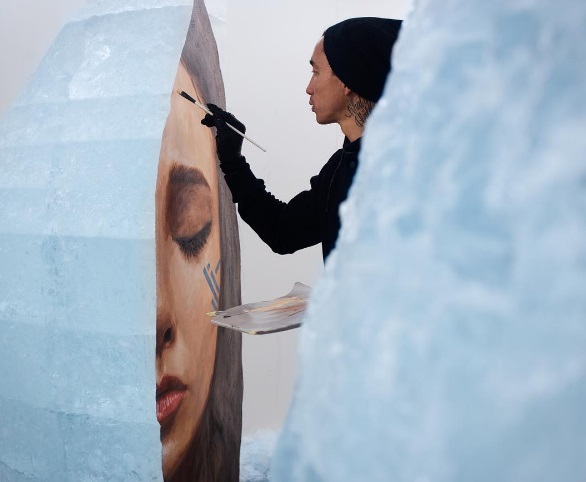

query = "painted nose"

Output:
[[156, 311, 176, 356]]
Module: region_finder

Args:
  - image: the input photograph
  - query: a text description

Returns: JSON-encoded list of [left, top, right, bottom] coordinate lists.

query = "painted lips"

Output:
[[156, 376, 187, 425]]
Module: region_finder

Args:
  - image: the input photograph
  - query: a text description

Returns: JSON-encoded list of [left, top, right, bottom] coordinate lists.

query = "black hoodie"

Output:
[[222, 137, 362, 261]]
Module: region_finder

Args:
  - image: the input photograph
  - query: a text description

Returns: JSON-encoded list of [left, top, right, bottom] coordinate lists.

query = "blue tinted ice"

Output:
[[13, 8, 191, 105], [0, 1, 193, 480], [272, 1, 586, 481], [78, 0, 224, 21], [76, 0, 192, 20], [240, 431, 277, 482]]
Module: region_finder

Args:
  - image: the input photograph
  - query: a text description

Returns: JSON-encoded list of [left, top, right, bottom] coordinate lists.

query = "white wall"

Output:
[[224, 0, 410, 435], [0, 0, 409, 435]]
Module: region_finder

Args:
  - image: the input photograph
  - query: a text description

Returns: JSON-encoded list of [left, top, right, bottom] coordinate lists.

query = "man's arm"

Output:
[[224, 158, 321, 254], [202, 105, 322, 254]]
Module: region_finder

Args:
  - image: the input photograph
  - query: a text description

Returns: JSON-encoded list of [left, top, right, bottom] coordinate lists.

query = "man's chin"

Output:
[[315, 116, 333, 125]]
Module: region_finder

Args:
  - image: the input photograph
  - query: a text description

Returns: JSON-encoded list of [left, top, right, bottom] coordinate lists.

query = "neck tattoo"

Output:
[[346, 97, 375, 128]]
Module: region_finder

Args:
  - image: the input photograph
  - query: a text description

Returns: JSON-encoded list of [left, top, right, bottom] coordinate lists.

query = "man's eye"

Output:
[[173, 221, 212, 260]]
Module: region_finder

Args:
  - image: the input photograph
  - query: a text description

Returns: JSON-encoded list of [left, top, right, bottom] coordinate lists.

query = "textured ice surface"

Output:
[[0, 139, 166, 238], [240, 431, 277, 482], [76, 0, 225, 21], [72, 0, 226, 53], [0, 1, 193, 480], [75, 0, 192, 19], [10, 8, 191, 105], [272, 1, 586, 481]]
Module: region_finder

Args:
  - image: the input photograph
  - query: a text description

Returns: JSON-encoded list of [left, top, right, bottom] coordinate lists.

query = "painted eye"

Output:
[[173, 221, 212, 260], [166, 164, 213, 261]]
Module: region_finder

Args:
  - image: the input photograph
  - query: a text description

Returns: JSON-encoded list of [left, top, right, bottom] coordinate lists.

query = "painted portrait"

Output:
[[155, 1, 243, 480]]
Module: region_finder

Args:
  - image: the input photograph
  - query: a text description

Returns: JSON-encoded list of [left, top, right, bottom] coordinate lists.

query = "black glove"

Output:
[[201, 103, 246, 164]]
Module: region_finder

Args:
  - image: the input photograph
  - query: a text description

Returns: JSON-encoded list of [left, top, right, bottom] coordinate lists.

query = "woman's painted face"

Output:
[[155, 61, 221, 480]]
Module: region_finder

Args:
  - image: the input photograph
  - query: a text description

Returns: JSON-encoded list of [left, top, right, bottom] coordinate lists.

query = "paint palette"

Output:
[[208, 282, 310, 335]]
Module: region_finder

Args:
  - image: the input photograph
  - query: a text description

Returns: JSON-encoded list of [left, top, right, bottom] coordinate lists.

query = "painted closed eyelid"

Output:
[[172, 221, 212, 260], [166, 164, 213, 261]]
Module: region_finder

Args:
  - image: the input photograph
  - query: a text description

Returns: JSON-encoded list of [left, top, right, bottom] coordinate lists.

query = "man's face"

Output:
[[306, 38, 350, 125]]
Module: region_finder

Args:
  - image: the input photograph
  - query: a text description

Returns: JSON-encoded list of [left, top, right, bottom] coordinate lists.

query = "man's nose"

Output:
[[306, 81, 313, 96]]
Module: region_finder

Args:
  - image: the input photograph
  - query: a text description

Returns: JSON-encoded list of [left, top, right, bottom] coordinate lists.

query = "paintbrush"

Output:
[[177, 90, 267, 153]]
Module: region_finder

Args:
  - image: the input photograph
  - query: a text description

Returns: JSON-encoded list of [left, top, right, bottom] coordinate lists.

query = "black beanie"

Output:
[[323, 17, 402, 103]]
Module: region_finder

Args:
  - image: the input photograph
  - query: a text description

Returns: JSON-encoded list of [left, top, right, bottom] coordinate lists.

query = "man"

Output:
[[202, 17, 402, 261]]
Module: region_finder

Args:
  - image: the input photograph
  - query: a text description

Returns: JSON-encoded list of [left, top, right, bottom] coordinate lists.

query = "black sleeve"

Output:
[[221, 156, 321, 254]]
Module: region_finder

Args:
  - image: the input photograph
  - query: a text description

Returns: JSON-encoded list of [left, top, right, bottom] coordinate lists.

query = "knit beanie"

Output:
[[323, 17, 402, 103]]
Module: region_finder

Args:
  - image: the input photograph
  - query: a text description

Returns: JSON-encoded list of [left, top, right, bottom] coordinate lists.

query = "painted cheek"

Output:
[[202, 257, 222, 312]]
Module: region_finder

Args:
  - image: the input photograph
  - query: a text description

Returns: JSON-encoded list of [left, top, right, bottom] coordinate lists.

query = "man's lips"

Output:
[[156, 376, 187, 425]]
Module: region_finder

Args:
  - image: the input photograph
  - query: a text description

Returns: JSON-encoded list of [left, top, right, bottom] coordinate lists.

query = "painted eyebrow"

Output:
[[169, 164, 210, 189]]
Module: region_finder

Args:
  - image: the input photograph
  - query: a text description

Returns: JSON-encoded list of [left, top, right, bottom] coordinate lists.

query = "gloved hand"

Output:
[[201, 103, 246, 164]]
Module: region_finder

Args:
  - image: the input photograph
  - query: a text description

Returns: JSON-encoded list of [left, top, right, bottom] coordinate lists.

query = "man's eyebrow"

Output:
[[169, 164, 210, 188]]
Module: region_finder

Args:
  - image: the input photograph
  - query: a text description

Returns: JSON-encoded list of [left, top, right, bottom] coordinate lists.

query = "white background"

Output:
[[0, 0, 409, 435]]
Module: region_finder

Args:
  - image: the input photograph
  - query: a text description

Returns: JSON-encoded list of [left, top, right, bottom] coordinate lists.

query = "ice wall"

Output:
[[272, 1, 586, 481], [0, 1, 205, 480], [240, 431, 277, 482]]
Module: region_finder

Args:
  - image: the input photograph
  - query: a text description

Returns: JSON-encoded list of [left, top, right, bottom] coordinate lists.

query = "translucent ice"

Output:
[[240, 431, 277, 482], [0, 1, 194, 480], [75, 0, 225, 22], [272, 1, 586, 481]]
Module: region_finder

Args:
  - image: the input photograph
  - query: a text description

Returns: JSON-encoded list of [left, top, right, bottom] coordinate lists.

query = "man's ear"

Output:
[[343, 85, 354, 98]]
